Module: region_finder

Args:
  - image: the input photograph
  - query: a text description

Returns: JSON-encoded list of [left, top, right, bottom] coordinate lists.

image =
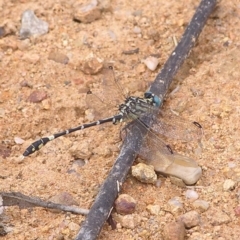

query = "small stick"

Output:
[[122, 48, 139, 55], [0, 192, 89, 215]]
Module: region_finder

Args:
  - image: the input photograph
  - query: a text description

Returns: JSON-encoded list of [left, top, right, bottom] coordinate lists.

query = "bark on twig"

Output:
[[76, 0, 217, 239], [0, 192, 89, 215]]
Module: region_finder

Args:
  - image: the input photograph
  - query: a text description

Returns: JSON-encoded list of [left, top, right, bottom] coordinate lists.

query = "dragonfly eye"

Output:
[[153, 95, 161, 107], [144, 91, 152, 99], [144, 91, 161, 107]]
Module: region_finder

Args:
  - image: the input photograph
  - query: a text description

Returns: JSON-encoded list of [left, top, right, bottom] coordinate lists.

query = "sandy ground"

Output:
[[1, 0, 240, 239]]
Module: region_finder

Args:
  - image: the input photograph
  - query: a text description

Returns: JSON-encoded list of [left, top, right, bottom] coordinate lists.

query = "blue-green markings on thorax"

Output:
[[144, 91, 161, 107]]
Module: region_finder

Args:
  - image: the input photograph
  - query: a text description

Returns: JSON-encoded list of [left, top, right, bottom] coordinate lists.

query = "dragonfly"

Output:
[[22, 65, 203, 184]]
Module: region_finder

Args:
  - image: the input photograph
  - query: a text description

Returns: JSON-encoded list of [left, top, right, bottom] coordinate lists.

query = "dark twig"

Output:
[[0, 192, 89, 215], [76, 0, 216, 239], [122, 48, 139, 55]]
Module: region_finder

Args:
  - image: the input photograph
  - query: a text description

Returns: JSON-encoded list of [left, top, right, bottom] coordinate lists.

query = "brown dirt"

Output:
[[1, 0, 240, 239]]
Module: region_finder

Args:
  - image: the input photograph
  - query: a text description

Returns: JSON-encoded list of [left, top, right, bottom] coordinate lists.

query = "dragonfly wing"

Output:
[[139, 130, 175, 172], [124, 121, 202, 184], [85, 90, 111, 120], [123, 121, 174, 171], [101, 65, 124, 107], [85, 65, 124, 120], [151, 112, 203, 142]]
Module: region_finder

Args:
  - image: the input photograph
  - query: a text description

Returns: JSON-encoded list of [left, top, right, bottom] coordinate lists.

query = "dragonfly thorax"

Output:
[[118, 94, 159, 121]]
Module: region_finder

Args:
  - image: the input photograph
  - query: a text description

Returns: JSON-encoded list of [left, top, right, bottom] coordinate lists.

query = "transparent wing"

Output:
[[85, 65, 124, 120], [124, 121, 202, 184], [151, 112, 203, 142], [139, 133, 202, 184], [85, 90, 111, 120], [139, 130, 202, 185], [139, 129, 175, 172], [101, 65, 125, 107], [122, 120, 174, 171]]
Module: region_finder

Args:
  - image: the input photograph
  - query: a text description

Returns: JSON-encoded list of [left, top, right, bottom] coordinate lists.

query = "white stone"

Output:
[[185, 189, 199, 200], [142, 56, 159, 71], [223, 179, 235, 191]]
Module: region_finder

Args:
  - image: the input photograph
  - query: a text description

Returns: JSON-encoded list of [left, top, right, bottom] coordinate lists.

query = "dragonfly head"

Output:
[[144, 92, 161, 107]]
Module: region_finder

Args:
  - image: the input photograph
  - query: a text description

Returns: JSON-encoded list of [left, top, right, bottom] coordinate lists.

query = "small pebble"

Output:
[[14, 137, 25, 145], [133, 26, 141, 34], [62, 39, 68, 47], [41, 98, 51, 110], [73, 0, 101, 23], [115, 194, 136, 215], [48, 51, 69, 65], [73, 159, 86, 168], [211, 210, 231, 226], [223, 179, 235, 191], [166, 197, 184, 215], [177, 211, 200, 229], [28, 90, 48, 103], [146, 204, 160, 215], [78, 56, 103, 75], [20, 80, 32, 88], [185, 189, 199, 201], [142, 56, 159, 71], [163, 221, 185, 240], [69, 142, 91, 159], [68, 222, 79, 231], [114, 214, 136, 229], [19, 10, 48, 39], [131, 163, 157, 184], [192, 199, 210, 212]]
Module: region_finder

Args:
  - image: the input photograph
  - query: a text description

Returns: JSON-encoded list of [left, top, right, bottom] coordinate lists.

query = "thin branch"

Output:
[[0, 192, 89, 215]]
